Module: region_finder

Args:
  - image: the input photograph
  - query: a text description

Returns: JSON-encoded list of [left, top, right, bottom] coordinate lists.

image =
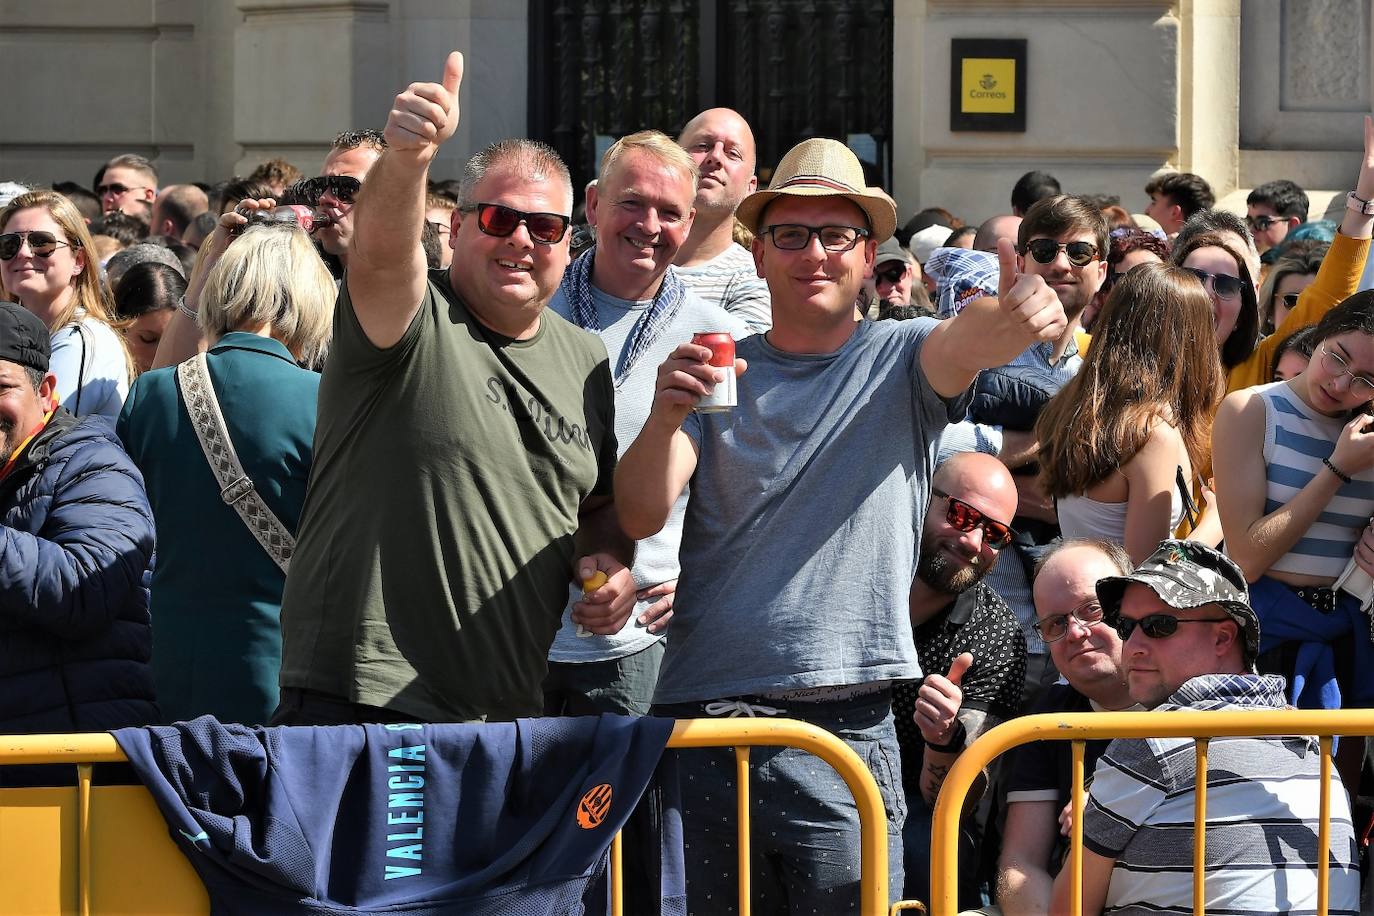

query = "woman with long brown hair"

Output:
[[1036, 263, 1223, 563]]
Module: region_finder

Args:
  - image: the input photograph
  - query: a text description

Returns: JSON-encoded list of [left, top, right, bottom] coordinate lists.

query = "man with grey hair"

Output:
[[148, 184, 209, 239], [673, 108, 772, 332], [98, 154, 158, 218], [276, 52, 633, 726]]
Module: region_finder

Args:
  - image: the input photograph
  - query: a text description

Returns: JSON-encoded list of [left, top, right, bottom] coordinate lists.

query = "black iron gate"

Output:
[[528, 0, 892, 202]]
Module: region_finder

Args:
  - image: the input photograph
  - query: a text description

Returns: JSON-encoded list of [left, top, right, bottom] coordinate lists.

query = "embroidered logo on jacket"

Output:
[[577, 783, 613, 829]]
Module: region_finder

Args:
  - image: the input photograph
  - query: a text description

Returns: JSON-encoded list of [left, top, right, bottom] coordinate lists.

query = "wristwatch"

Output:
[[1347, 191, 1374, 215]]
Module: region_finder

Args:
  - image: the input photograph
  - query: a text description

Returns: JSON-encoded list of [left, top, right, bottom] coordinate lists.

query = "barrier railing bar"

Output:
[[735, 746, 752, 916], [1192, 738, 1207, 916], [929, 710, 1374, 916], [1069, 740, 1084, 916], [78, 762, 92, 916], [610, 832, 623, 916], [1320, 735, 1332, 916]]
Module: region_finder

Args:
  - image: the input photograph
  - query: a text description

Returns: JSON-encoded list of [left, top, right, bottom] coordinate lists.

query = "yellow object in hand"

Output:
[[582, 571, 608, 594]]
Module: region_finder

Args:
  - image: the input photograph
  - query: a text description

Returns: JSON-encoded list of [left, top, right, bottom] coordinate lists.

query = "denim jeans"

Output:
[[652, 690, 905, 915]]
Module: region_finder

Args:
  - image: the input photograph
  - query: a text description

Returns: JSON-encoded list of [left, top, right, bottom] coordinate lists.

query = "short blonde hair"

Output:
[[598, 130, 699, 195], [199, 224, 335, 367]]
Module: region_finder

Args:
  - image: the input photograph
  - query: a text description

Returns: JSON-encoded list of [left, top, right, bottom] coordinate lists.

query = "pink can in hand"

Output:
[[691, 332, 736, 412]]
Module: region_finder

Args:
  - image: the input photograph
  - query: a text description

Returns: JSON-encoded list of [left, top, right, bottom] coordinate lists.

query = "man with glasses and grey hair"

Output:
[[275, 51, 634, 727], [1051, 540, 1359, 915]]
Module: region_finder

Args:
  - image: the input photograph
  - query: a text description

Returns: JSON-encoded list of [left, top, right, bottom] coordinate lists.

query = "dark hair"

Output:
[[428, 179, 463, 204], [52, 182, 101, 223], [1011, 170, 1061, 214], [420, 219, 442, 270], [217, 177, 277, 215], [1247, 179, 1309, 222], [1171, 231, 1261, 369], [943, 225, 977, 248], [332, 128, 388, 152], [1312, 290, 1374, 344], [1258, 245, 1325, 334], [1270, 325, 1322, 381], [1144, 172, 1215, 218], [1033, 537, 1133, 579], [1080, 193, 1121, 210], [1108, 228, 1171, 270], [89, 210, 150, 245], [113, 262, 187, 320], [1017, 195, 1111, 262]]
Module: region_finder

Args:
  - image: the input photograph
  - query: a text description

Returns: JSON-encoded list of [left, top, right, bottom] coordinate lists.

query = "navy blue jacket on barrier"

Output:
[[114, 715, 684, 915], [0, 410, 158, 733]]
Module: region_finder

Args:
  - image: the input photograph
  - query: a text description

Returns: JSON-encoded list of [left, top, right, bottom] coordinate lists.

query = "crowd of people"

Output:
[[2, 48, 1374, 914]]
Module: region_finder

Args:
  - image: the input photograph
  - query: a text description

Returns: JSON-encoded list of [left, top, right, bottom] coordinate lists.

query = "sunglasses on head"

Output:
[[875, 264, 908, 285], [96, 182, 149, 197], [0, 230, 76, 261], [1182, 266, 1245, 299], [1113, 612, 1232, 641], [932, 488, 1015, 549], [1022, 238, 1100, 267], [461, 202, 571, 245]]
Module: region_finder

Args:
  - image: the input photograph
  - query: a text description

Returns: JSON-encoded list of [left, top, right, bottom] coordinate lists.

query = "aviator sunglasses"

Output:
[[0, 230, 77, 261], [1113, 612, 1232, 641], [1022, 238, 1100, 267], [461, 203, 571, 245], [932, 488, 1015, 549]]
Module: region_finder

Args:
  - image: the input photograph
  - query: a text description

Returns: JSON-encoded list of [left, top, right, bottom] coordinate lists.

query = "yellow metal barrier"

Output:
[[0, 719, 888, 916], [926, 709, 1374, 916]]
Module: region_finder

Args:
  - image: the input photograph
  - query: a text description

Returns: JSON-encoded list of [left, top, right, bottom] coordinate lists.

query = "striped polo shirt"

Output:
[[1259, 381, 1374, 580], [1082, 674, 1360, 915], [673, 244, 772, 333]]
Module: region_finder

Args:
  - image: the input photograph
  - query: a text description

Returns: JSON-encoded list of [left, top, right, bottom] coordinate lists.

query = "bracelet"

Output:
[[176, 296, 199, 324], [925, 720, 967, 755], [1324, 456, 1353, 485], [1347, 191, 1374, 216]]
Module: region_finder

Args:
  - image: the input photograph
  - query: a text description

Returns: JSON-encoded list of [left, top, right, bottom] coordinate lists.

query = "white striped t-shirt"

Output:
[[673, 243, 772, 333], [1259, 381, 1374, 580]]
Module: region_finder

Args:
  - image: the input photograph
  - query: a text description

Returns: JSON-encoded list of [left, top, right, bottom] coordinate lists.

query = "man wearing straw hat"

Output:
[[616, 136, 1066, 912]]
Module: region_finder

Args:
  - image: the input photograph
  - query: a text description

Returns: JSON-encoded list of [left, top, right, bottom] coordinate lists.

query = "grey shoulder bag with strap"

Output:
[[175, 353, 295, 572]]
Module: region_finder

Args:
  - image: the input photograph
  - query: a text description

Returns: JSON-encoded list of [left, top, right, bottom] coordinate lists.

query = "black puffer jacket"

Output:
[[0, 411, 158, 733], [969, 363, 1066, 432]]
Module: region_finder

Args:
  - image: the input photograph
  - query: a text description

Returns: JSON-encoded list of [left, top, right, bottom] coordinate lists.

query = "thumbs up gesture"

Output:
[[995, 237, 1068, 345], [384, 51, 465, 161], [915, 652, 972, 747]]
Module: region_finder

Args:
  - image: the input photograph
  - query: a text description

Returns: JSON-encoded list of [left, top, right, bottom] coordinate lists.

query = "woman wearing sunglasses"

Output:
[[1213, 294, 1374, 727], [0, 190, 133, 419], [1035, 263, 1222, 564], [116, 214, 334, 726], [1256, 245, 1323, 336]]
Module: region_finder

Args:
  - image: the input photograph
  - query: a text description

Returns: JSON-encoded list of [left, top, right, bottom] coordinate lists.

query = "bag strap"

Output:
[[1176, 465, 1200, 531], [175, 353, 295, 572]]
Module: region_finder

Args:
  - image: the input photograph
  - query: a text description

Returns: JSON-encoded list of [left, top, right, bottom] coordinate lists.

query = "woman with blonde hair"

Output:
[[117, 212, 334, 725], [0, 190, 132, 418], [1036, 263, 1223, 563]]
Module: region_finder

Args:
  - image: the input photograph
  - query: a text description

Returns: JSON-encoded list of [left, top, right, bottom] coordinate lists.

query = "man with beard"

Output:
[[894, 451, 1027, 905], [673, 108, 772, 332]]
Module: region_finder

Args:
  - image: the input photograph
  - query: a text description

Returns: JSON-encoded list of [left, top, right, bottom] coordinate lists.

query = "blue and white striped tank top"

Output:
[[1260, 381, 1374, 580]]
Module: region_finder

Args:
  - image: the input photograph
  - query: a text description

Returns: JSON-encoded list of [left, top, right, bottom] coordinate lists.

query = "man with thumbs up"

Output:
[[276, 52, 633, 727]]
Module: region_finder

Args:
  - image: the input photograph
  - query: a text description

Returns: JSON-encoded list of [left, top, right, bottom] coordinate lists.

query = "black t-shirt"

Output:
[[893, 582, 1027, 763]]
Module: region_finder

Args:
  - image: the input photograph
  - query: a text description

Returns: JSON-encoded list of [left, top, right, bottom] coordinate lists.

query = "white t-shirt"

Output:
[[50, 315, 129, 421]]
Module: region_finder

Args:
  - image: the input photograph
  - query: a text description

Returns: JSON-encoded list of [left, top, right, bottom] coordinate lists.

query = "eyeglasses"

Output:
[[1246, 214, 1288, 232], [762, 224, 870, 252], [460, 203, 571, 245], [1022, 238, 1100, 267], [932, 488, 1015, 548], [875, 264, 908, 285], [1182, 266, 1245, 300], [1113, 612, 1232, 641], [96, 183, 151, 198], [1033, 599, 1106, 643], [1280, 292, 1301, 309], [0, 230, 76, 261], [1318, 345, 1374, 397]]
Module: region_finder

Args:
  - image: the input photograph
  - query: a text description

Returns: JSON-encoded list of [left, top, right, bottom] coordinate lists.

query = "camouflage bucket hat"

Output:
[[1096, 539, 1260, 666]]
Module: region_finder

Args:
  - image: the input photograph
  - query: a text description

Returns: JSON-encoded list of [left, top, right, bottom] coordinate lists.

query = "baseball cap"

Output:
[[0, 303, 50, 374], [874, 237, 914, 269], [1096, 539, 1260, 667]]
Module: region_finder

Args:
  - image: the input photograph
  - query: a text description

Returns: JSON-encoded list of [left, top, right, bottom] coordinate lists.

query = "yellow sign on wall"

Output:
[[961, 58, 1016, 114]]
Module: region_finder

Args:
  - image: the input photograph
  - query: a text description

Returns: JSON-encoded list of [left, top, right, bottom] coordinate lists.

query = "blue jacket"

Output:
[[0, 410, 158, 732], [115, 715, 684, 915]]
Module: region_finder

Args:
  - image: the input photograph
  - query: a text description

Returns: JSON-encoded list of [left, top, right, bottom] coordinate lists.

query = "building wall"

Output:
[[0, 0, 529, 188]]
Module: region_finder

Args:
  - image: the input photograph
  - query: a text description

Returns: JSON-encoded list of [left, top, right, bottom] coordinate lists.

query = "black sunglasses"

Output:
[[1182, 266, 1245, 300], [0, 230, 77, 261], [875, 264, 908, 285], [96, 182, 150, 197], [460, 202, 570, 245], [1113, 612, 1232, 641], [287, 175, 363, 207], [932, 488, 1015, 549], [1023, 238, 1100, 267]]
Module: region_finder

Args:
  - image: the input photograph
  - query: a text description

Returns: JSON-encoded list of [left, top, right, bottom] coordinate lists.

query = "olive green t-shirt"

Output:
[[278, 269, 616, 721]]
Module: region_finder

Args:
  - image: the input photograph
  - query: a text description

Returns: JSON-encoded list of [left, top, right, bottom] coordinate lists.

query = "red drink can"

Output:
[[691, 332, 737, 412]]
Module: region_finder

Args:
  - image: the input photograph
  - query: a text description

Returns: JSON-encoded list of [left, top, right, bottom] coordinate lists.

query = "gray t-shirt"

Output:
[[547, 280, 749, 663], [654, 317, 972, 704]]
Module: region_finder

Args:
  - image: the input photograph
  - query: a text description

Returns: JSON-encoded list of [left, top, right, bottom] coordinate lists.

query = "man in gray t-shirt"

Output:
[[616, 137, 1068, 913]]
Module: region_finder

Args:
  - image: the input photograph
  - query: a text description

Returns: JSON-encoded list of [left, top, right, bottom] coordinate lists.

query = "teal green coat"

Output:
[[117, 333, 318, 725]]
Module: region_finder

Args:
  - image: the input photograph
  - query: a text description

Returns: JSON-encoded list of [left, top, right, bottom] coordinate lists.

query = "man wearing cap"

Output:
[[617, 137, 1065, 911], [0, 303, 157, 756], [857, 237, 930, 320], [1051, 539, 1360, 915]]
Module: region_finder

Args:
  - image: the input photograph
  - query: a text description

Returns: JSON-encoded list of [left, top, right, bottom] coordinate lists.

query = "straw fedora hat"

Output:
[[736, 138, 897, 244]]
